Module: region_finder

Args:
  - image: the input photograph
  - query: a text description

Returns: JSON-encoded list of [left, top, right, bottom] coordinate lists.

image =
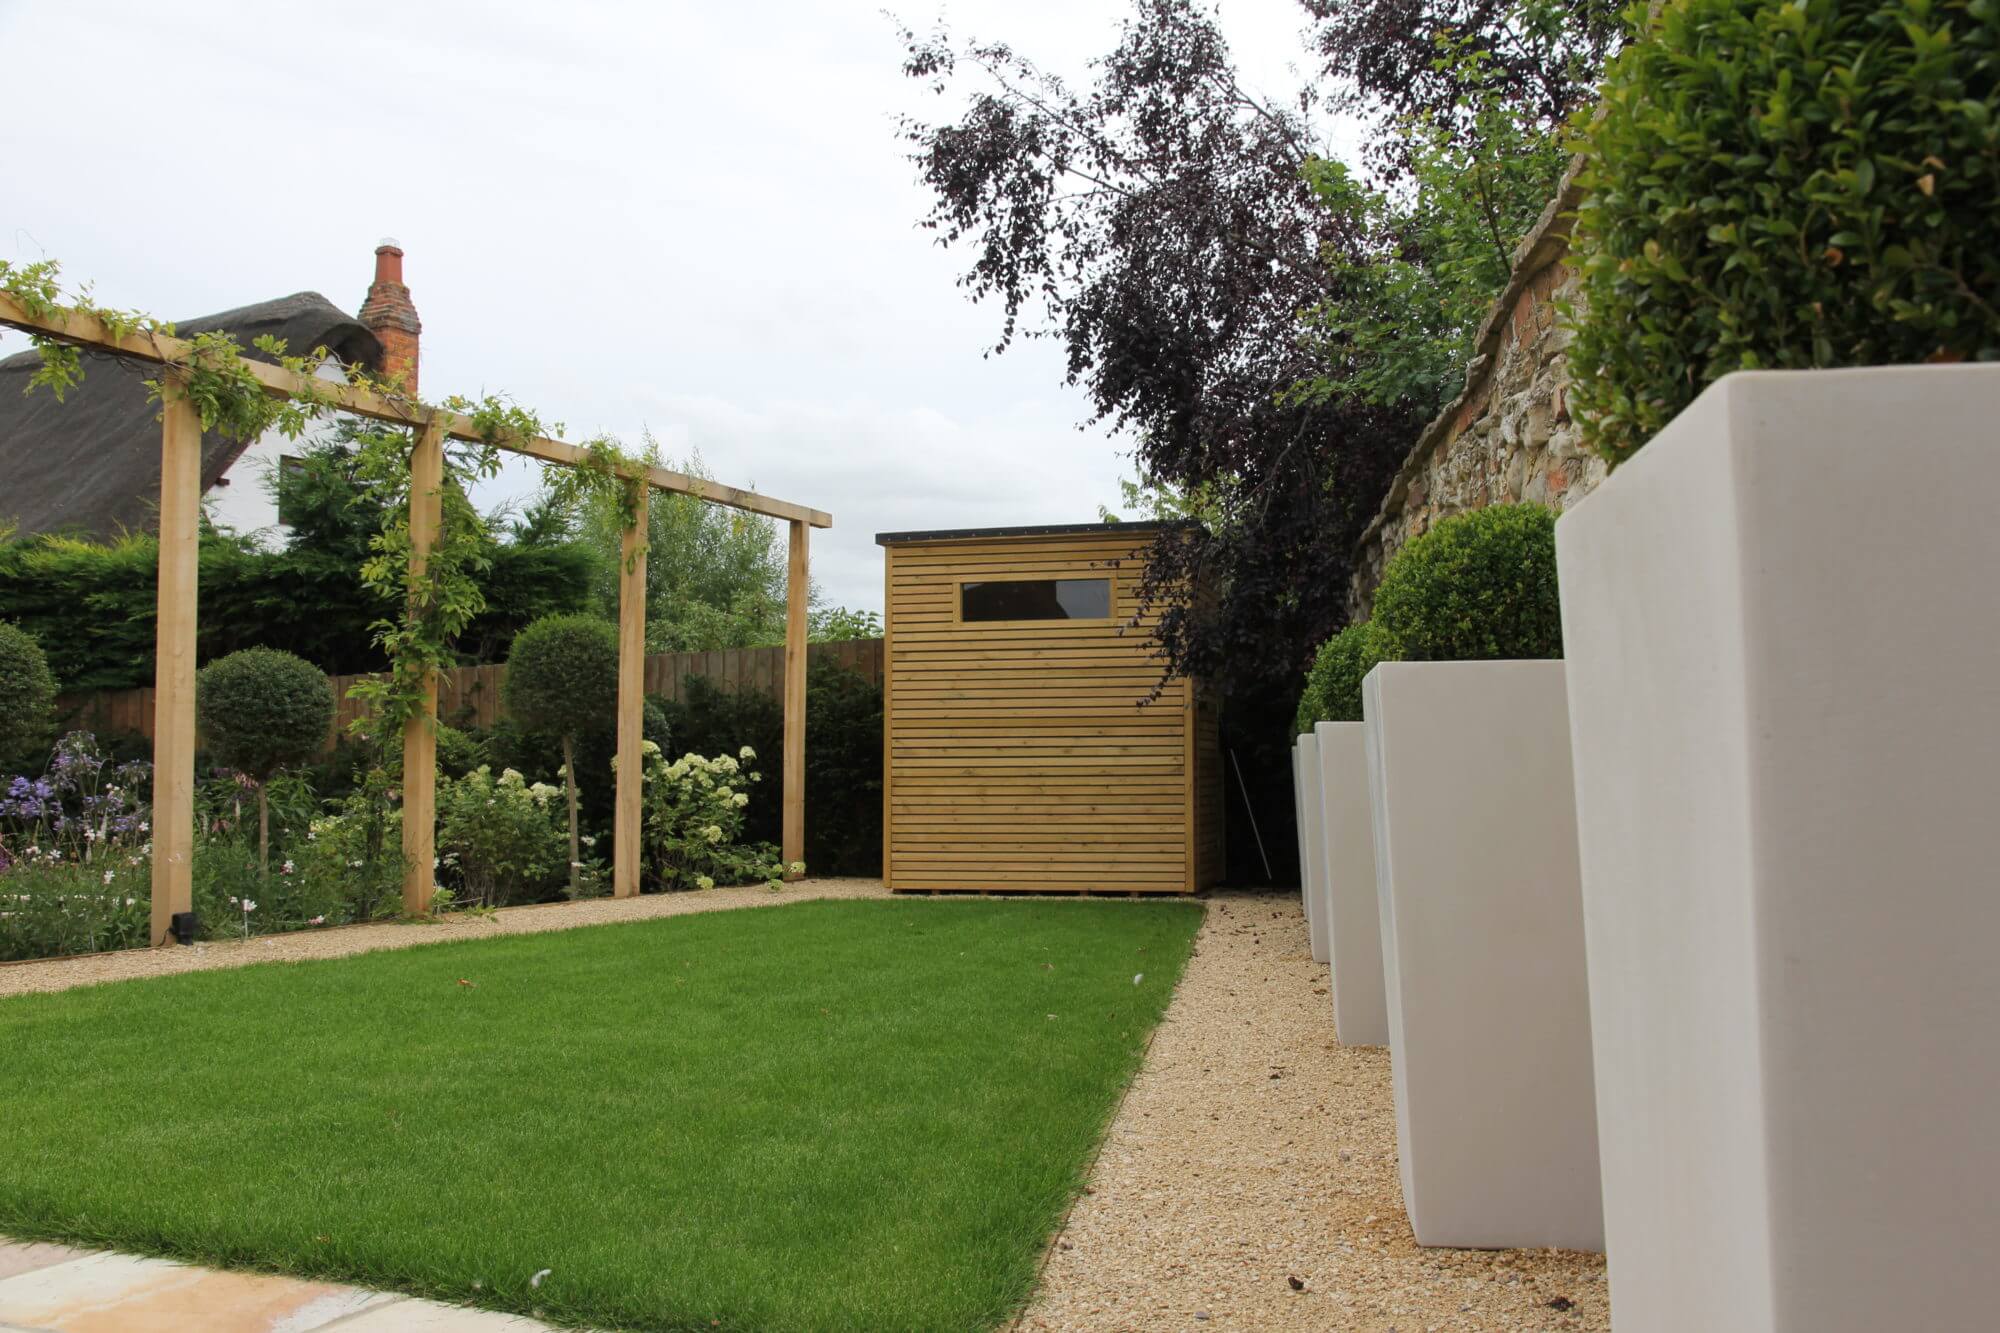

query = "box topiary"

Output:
[[1296, 621, 1392, 733], [1371, 504, 1561, 661], [196, 647, 337, 873], [1568, 0, 2000, 465]]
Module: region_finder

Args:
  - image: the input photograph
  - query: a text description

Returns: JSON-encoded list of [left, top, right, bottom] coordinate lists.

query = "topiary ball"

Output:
[[1302, 621, 1392, 727], [1372, 504, 1561, 662], [0, 620, 58, 764], [1568, 0, 2000, 465], [503, 614, 619, 743], [196, 647, 336, 779]]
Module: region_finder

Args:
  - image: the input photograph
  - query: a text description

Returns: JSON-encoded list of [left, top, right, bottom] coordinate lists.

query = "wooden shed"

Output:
[[879, 522, 1224, 894]]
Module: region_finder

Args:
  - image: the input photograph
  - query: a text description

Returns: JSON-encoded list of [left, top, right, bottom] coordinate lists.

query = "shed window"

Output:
[[961, 578, 1110, 622]]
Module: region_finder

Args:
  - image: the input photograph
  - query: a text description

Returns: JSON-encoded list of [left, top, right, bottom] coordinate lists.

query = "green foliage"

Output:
[[196, 649, 335, 781], [1300, 41, 1570, 420], [292, 767, 407, 924], [639, 746, 786, 891], [1295, 621, 1392, 734], [0, 621, 58, 766], [1568, 0, 2000, 465], [808, 606, 882, 641], [0, 527, 591, 694], [436, 766, 577, 907], [433, 724, 485, 779], [502, 615, 619, 744], [1372, 504, 1562, 660], [554, 439, 805, 652], [653, 662, 884, 876]]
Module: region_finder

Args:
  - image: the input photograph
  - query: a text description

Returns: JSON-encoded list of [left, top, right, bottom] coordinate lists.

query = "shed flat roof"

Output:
[[874, 520, 1177, 546]]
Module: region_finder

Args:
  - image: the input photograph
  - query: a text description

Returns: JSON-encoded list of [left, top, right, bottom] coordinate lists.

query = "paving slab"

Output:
[[0, 1245, 559, 1333]]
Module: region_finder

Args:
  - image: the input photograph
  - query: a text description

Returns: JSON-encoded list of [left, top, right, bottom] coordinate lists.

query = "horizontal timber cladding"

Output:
[[880, 525, 1221, 894]]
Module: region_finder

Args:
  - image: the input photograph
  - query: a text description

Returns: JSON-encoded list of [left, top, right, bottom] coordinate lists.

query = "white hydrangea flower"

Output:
[[739, 745, 755, 760], [641, 740, 661, 757], [696, 875, 715, 890], [732, 792, 749, 808], [788, 861, 805, 876], [703, 825, 723, 843], [500, 768, 525, 787]]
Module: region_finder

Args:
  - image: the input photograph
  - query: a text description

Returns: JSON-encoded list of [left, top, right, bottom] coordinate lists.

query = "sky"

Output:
[[0, 0, 1333, 614]]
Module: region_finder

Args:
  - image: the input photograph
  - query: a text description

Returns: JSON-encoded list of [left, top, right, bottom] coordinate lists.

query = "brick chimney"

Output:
[[358, 239, 421, 395]]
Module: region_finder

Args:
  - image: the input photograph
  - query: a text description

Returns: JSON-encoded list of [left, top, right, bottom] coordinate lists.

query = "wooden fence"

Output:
[[59, 638, 883, 752]]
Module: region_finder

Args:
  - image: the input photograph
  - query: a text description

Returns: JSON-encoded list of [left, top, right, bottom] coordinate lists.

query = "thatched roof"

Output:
[[0, 292, 381, 540]]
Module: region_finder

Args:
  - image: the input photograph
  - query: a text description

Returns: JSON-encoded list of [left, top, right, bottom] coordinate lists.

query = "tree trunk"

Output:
[[258, 783, 270, 878], [563, 733, 580, 896]]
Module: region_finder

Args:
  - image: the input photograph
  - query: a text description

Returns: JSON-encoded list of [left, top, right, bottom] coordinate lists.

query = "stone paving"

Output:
[[0, 1240, 562, 1331]]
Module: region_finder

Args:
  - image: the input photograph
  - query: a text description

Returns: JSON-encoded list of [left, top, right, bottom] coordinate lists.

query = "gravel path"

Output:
[[1018, 892, 1610, 1333], [0, 877, 891, 998]]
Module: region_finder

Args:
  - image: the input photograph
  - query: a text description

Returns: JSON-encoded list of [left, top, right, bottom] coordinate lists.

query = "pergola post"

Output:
[[613, 486, 647, 897], [782, 519, 807, 879], [149, 382, 201, 945], [400, 414, 446, 914]]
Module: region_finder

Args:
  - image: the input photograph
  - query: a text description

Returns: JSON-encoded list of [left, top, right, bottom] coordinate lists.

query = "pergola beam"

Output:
[[0, 292, 832, 529]]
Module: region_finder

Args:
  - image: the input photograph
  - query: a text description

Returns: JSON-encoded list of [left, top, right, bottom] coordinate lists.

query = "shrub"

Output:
[[1372, 504, 1562, 661], [292, 766, 405, 924], [197, 648, 336, 874], [1568, 0, 2000, 465], [655, 663, 883, 876], [0, 621, 57, 768], [503, 614, 618, 894], [435, 724, 486, 779], [1297, 621, 1393, 733], [436, 766, 576, 907], [639, 745, 787, 892]]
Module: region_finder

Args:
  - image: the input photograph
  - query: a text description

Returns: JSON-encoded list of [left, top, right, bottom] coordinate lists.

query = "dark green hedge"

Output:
[[0, 532, 594, 691], [1294, 620, 1391, 734]]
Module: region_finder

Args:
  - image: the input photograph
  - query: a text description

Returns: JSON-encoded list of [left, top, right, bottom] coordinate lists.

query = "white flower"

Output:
[[739, 745, 755, 760], [732, 793, 748, 808], [281, 860, 295, 875], [309, 914, 325, 925], [703, 825, 723, 843], [641, 740, 661, 757], [500, 768, 525, 785], [716, 786, 733, 800], [243, 900, 258, 913], [580, 835, 596, 848], [696, 876, 715, 890], [788, 861, 805, 876], [102, 869, 115, 885]]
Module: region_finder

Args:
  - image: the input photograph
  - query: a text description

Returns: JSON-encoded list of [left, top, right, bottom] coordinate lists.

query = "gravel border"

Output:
[[1017, 892, 1610, 1332], [0, 878, 892, 998]]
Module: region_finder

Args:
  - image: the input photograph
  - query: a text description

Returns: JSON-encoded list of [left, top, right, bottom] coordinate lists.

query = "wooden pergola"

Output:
[[0, 292, 832, 942]]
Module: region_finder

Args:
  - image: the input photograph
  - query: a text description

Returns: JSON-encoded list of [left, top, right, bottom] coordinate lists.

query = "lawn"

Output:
[[0, 897, 1202, 1331]]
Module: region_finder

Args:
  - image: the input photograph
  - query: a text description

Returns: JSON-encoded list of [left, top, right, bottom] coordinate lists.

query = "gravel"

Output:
[[0, 877, 892, 998], [1016, 892, 1610, 1332]]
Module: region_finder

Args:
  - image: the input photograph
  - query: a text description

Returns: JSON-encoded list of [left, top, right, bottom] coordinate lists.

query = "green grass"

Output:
[[0, 898, 1202, 1332]]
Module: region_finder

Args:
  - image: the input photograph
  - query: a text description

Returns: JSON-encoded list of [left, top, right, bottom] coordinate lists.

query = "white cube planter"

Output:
[[1295, 732, 1330, 964], [1556, 365, 2000, 1332], [1363, 661, 1602, 1251], [1312, 721, 1388, 1046]]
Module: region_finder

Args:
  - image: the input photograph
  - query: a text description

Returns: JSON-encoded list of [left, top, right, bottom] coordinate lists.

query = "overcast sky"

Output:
[[0, 0, 1331, 614]]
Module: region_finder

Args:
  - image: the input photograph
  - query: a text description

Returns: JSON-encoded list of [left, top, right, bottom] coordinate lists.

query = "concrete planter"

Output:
[[1362, 660, 1602, 1251], [1295, 732, 1329, 964], [1312, 721, 1387, 1046], [1556, 365, 2000, 1332]]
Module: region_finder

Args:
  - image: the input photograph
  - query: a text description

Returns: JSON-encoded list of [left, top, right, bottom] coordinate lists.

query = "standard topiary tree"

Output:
[[1372, 504, 1561, 661], [0, 621, 58, 768], [1567, 0, 2000, 465], [502, 614, 618, 893], [1299, 621, 1392, 730], [196, 647, 336, 874]]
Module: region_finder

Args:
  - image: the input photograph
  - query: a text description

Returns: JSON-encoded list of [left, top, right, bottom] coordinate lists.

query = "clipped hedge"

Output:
[[1569, 0, 2000, 464], [1372, 504, 1561, 661], [196, 648, 337, 781], [1294, 620, 1392, 734], [0, 531, 594, 691], [0, 621, 58, 766]]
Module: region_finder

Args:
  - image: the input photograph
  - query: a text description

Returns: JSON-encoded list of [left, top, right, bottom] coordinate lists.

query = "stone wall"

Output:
[[1349, 163, 1605, 616]]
